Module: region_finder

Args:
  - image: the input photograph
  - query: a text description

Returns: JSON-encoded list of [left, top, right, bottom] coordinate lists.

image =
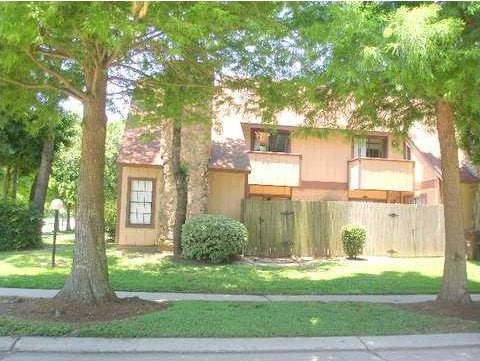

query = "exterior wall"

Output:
[[411, 144, 442, 205], [388, 134, 406, 160], [291, 133, 351, 184], [292, 188, 347, 201], [208, 170, 246, 220], [415, 185, 441, 205], [461, 182, 476, 230], [117, 165, 163, 246], [250, 184, 291, 198]]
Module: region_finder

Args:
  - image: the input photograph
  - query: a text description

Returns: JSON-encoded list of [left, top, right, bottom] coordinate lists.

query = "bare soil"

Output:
[[398, 300, 480, 321], [0, 296, 169, 323]]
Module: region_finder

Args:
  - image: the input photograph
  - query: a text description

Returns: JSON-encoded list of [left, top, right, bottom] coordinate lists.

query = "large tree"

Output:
[[0, 2, 287, 304], [0, 111, 43, 200], [0, 106, 73, 208], [293, 2, 480, 303]]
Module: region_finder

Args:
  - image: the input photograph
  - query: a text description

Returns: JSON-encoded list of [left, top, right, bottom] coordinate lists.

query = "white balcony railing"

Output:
[[348, 157, 414, 192], [247, 151, 301, 187]]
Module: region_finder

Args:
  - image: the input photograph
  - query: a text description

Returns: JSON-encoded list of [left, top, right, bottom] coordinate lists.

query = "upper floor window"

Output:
[[128, 178, 154, 227], [252, 130, 290, 153], [353, 136, 387, 158]]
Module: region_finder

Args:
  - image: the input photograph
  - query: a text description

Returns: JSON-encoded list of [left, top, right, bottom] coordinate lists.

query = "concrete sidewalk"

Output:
[[0, 287, 479, 303], [0, 333, 479, 353]]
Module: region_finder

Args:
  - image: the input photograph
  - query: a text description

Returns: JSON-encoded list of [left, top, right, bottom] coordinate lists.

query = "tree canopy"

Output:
[[292, 2, 480, 304], [0, 1, 292, 304]]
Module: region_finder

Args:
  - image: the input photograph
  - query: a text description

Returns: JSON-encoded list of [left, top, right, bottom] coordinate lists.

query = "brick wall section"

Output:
[[156, 121, 211, 242]]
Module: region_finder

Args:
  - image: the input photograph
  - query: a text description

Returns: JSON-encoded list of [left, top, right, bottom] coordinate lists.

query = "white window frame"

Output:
[[127, 178, 155, 227]]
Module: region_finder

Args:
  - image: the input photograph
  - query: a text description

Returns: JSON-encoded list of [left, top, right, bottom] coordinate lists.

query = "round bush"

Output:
[[181, 214, 248, 263], [341, 224, 366, 259]]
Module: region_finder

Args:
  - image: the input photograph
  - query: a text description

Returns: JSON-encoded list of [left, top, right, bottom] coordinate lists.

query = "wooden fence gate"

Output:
[[242, 199, 445, 258]]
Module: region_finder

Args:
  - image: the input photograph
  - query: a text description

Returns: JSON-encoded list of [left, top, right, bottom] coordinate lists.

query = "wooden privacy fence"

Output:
[[242, 199, 445, 258]]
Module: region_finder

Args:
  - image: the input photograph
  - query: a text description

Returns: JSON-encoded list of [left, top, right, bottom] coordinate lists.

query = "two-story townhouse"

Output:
[[116, 106, 479, 247]]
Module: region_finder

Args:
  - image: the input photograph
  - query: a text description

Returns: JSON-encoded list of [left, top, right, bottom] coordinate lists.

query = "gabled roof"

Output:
[[409, 124, 479, 183], [118, 126, 251, 173], [117, 126, 164, 166], [209, 139, 250, 173]]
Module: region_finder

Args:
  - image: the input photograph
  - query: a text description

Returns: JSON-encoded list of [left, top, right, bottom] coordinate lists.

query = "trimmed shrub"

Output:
[[341, 224, 366, 259], [0, 202, 42, 251], [182, 214, 248, 263]]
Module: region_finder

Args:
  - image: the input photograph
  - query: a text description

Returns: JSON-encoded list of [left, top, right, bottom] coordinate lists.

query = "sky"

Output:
[[61, 91, 131, 123]]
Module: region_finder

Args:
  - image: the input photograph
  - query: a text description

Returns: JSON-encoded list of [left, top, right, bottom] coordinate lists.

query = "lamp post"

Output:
[[50, 199, 64, 268]]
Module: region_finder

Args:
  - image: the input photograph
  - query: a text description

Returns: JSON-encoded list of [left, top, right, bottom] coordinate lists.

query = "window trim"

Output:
[[250, 127, 291, 153], [405, 144, 412, 160], [352, 135, 388, 159], [126, 177, 156, 229]]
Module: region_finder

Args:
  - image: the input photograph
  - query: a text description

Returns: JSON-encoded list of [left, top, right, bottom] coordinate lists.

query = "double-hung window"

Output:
[[128, 178, 154, 226]]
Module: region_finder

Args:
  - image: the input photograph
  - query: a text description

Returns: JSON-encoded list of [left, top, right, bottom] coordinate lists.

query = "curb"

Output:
[[0, 337, 17, 352], [5, 334, 480, 354]]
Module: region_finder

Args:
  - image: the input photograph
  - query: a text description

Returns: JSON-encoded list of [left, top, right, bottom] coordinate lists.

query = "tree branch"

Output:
[[35, 49, 71, 61], [0, 76, 58, 92], [25, 50, 86, 101]]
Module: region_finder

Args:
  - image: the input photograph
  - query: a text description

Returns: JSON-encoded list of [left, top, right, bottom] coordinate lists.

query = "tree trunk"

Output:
[[172, 121, 188, 257], [29, 173, 38, 202], [435, 100, 472, 304], [32, 136, 55, 214], [3, 166, 11, 199], [66, 204, 72, 232], [56, 66, 116, 304], [11, 167, 17, 201]]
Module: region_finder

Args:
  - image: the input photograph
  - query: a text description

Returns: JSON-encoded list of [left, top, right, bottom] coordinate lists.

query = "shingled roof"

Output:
[[117, 126, 164, 166], [409, 124, 479, 183], [209, 139, 250, 172], [118, 126, 251, 172]]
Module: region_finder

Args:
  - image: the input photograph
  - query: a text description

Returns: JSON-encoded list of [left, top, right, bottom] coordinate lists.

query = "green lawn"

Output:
[[0, 233, 479, 295], [1, 301, 478, 337]]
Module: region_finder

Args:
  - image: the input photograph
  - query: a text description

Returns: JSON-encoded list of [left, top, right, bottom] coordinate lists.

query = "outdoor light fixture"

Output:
[[50, 198, 64, 268]]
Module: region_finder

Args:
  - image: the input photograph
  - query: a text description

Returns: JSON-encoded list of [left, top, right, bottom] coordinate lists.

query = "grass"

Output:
[[0, 233, 479, 295], [1, 301, 478, 337]]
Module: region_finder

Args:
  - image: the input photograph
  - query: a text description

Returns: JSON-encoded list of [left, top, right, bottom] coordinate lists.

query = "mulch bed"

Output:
[[398, 301, 480, 321], [0, 296, 169, 324]]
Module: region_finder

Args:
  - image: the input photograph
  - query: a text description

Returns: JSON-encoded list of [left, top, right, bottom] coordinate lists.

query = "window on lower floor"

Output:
[[128, 178, 154, 226]]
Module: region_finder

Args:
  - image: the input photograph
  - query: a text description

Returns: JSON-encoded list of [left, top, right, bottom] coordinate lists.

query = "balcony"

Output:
[[247, 151, 301, 187], [348, 157, 414, 192]]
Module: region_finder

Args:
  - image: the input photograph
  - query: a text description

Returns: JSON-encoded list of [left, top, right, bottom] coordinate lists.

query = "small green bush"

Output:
[[182, 214, 248, 263], [341, 224, 366, 259], [0, 202, 42, 251], [104, 202, 117, 242]]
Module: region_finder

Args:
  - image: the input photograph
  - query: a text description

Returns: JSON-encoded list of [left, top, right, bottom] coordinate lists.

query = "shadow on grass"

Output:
[[106, 267, 480, 294], [1, 268, 479, 295], [0, 247, 479, 295]]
